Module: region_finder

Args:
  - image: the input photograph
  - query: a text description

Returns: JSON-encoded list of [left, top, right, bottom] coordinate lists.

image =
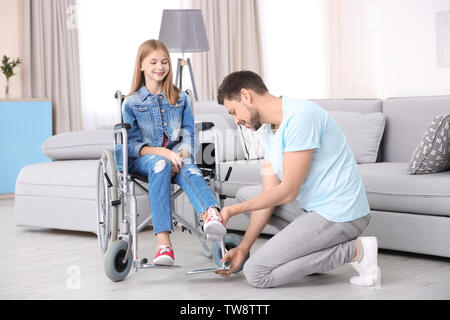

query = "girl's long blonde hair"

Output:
[[128, 39, 180, 105]]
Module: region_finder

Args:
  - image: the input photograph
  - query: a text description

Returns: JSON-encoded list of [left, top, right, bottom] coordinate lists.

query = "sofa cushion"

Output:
[[382, 96, 450, 162], [42, 129, 112, 160], [329, 111, 385, 164], [218, 159, 264, 197], [358, 162, 450, 217], [407, 114, 450, 174]]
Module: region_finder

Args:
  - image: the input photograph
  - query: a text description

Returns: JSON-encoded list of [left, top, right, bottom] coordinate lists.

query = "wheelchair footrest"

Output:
[[140, 264, 183, 269], [186, 264, 230, 275]]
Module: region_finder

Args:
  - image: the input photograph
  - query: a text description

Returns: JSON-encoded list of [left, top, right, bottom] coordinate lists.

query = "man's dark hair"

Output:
[[217, 70, 268, 105]]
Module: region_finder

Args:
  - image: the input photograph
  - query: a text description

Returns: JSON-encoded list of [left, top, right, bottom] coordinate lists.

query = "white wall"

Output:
[[76, 0, 450, 129], [0, 0, 24, 99], [375, 0, 450, 98], [332, 0, 450, 98], [257, 0, 450, 100], [257, 0, 328, 99]]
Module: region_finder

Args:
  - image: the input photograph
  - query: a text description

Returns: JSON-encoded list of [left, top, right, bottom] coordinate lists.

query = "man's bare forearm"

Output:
[[238, 162, 280, 252], [232, 183, 294, 216], [239, 206, 275, 252]]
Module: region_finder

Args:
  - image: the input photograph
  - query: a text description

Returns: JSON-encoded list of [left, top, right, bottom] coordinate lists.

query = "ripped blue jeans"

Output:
[[129, 154, 220, 234]]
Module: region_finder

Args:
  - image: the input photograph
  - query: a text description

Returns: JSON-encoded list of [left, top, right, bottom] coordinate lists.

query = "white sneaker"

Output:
[[349, 237, 381, 288], [203, 207, 226, 241]]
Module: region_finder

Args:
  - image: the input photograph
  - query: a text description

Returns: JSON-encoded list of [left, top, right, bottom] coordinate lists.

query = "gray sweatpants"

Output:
[[236, 185, 371, 288]]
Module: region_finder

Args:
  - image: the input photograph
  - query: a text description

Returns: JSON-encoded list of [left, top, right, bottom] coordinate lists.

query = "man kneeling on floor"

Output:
[[214, 70, 380, 288]]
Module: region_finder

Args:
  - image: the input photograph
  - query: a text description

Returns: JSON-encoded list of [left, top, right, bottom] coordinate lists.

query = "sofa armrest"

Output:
[[41, 129, 112, 160]]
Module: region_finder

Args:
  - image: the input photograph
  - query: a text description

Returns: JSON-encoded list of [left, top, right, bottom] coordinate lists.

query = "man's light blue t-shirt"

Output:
[[264, 96, 370, 222]]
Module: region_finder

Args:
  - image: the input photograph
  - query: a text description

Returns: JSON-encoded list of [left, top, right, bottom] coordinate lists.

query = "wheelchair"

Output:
[[96, 89, 249, 282]]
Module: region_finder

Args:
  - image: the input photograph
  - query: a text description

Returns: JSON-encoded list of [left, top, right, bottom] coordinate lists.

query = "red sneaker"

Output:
[[203, 208, 226, 240], [153, 245, 174, 266]]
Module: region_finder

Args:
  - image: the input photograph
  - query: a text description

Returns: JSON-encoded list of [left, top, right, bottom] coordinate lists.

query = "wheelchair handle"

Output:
[[201, 122, 215, 131], [194, 121, 215, 132], [115, 90, 123, 123]]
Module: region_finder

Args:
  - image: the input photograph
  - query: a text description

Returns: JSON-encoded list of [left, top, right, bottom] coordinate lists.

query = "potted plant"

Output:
[[1, 55, 22, 99]]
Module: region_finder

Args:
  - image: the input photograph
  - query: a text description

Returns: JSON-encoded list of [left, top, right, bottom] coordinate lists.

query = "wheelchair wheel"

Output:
[[212, 233, 250, 273], [104, 240, 133, 282], [97, 149, 119, 254], [199, 237, 213, 258]]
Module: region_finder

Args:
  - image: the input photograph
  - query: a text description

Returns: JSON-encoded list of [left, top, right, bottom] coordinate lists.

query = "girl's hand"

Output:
[[177, 150, 190, 159], [162, 149, 184, 175]]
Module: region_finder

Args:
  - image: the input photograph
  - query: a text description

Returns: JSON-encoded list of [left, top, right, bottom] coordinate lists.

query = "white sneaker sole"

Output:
[[153, 255, 174, 266], [350, 265, 381, 289], [204, 220, 226, 239]]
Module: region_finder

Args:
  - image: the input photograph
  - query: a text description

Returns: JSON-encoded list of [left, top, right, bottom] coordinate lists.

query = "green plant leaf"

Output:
[[1, 55, 21, 79]]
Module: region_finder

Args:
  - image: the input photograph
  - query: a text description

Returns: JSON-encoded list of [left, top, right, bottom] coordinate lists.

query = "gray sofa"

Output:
[[15, 96, 450, 258]]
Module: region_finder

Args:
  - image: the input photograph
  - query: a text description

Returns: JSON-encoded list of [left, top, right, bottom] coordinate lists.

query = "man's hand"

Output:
[[215, 246, 249, 278]]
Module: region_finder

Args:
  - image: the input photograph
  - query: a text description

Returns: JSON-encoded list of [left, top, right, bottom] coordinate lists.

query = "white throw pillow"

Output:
[[329, 111, 385, 164], [42, 129, 112, 160], [236, 124, 266, 160]]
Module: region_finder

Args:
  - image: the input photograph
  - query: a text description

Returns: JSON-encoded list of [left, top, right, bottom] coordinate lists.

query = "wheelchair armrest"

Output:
[[114, 123, 131, 130], [195, 121, 215, 131]]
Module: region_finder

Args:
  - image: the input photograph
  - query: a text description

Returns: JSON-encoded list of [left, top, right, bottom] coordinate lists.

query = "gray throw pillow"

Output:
[[408, 114, 450, 174], [42, 129, 112, 160], [328, 111, 386, 164]]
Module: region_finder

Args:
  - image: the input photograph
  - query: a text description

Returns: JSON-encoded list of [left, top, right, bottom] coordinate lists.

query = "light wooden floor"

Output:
[[1, 198, 449, 300]]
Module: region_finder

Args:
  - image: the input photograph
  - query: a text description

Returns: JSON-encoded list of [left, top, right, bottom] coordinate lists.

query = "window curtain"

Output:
[[325, 0, 450, 99], [324, 0, 383, 99], [23, 0, 82, 134], [189, 0, 264, 101]]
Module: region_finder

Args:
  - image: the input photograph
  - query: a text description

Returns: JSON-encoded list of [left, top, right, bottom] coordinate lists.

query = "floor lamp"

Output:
[[159, 9, 209, 101]]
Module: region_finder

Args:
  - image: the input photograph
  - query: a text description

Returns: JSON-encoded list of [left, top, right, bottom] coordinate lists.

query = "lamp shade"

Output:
[[158, 9, 209, 53]]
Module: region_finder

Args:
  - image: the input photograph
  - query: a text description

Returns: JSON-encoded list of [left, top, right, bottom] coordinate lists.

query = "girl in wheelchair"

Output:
[[121, 39, 225, 266]]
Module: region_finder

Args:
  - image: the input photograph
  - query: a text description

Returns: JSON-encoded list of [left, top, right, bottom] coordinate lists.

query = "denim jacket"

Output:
[[122, 85, 195, 161]]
